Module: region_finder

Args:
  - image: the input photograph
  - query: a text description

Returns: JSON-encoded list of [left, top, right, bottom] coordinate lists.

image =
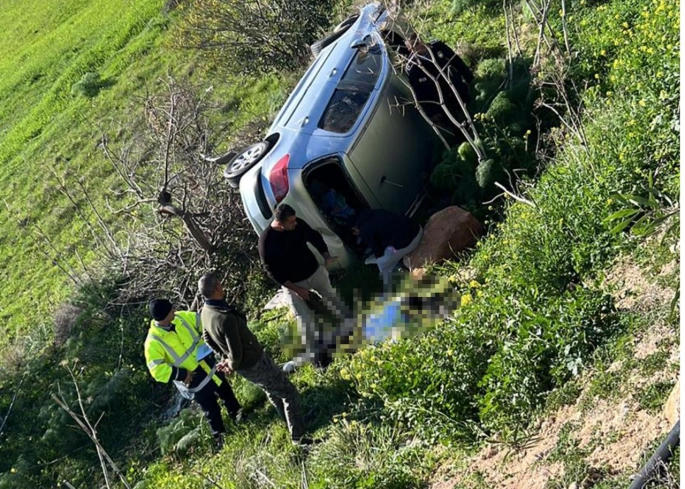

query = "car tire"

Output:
[[334, 14, 359, 33], [224, 141, 271, 188], [310, 14, 359, 57]]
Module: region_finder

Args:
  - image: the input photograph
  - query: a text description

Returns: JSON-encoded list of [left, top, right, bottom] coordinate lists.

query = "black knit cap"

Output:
[[149, 299, 173, 321]]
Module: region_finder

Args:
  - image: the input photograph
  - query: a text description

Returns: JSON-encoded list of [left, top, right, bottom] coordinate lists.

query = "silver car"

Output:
[[228, 2, 439, 268]]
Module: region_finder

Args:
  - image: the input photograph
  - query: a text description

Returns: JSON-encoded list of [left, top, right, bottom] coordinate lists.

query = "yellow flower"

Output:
[[638, 99, 647, 106], [340, 368, 350, 380], [460, 294, 473, 307], [469, 280, 481, 288]]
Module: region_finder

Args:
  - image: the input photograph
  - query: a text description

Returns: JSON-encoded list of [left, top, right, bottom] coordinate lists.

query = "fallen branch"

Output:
[[0, 372, 27, 438]]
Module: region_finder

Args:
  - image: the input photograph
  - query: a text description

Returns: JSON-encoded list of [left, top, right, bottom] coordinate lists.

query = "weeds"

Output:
[[0, 0, 679, 486]]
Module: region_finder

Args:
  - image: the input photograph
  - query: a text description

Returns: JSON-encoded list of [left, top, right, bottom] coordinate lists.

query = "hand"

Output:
[[217, 360, 234, 376], [324, 256, 338, 269], [296, 286, 311, 302], [183, 370, 194, 385]]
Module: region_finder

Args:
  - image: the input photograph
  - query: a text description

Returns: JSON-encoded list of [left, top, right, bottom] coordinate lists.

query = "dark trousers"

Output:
[[191, 370, 241, 437]]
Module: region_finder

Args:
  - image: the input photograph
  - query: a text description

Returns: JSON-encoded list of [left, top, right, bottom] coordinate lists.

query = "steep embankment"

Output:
[[0, 0, 678, 487], [0, 0, 285, 342]]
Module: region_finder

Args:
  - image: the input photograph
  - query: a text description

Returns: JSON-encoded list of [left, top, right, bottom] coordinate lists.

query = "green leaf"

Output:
[[604, 208, 640, 223], [624, 194, 655, 208], [609, 217, 637, 234], [668, 284, 680, 322], [630, 214, 656, 236]]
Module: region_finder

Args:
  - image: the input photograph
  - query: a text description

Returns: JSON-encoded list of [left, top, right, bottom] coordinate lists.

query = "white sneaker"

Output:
[[282, 361, 297, 374]]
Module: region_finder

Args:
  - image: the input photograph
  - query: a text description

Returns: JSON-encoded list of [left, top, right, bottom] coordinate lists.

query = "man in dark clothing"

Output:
[[258, 204, 352, 367], [198, 273, 312, 445], [405, 33, 474, 124], [352, 208, 423, 291]]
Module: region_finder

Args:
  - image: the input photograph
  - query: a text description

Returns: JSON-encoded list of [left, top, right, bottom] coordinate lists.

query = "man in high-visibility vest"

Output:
[[144, 298, 242, 448]]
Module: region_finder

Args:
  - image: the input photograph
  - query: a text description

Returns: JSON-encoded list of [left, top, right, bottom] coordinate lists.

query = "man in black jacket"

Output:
[[405, 33, 474, 124], [353, 208, 423, 291], [258, 204, 351, 367]]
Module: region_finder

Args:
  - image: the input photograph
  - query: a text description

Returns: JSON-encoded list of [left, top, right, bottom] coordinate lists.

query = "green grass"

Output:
[[0, 0, 679, 486], [0, 0, 291, 342]]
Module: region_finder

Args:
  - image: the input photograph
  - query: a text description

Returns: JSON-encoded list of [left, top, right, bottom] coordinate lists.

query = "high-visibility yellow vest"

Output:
[[144, 310, 221, 398]]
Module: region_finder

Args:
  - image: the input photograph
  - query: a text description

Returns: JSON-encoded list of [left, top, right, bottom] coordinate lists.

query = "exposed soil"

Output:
[[429, 255, 679, 489]]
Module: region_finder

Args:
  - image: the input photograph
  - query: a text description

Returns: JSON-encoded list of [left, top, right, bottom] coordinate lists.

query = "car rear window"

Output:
[[318, 46, 382, 133]]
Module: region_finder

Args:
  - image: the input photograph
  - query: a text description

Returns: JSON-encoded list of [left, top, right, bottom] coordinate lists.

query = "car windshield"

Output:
[[318, 46, 383, 133]]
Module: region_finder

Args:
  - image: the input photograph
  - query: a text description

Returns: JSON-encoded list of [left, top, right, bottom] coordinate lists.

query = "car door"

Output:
[[348, 56, 434, 215]]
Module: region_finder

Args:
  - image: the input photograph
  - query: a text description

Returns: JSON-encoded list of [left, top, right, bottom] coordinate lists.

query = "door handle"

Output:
[[380, 176, 403, 188]]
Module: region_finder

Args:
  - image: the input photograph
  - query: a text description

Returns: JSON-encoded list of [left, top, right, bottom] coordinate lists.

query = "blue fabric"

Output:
[[363, 300, 404, 342], [322, 190, 355, 225], [196, 343, 213, 361]]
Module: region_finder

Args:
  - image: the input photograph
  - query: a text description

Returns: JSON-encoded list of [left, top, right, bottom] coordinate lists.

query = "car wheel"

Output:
[[224, 141, 270, 188], [310, 15, 359, 57], [334, 14, 359, 33]]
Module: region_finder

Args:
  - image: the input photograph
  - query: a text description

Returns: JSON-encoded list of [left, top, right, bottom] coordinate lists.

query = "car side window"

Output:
[[341, 45, 382, 87], [318, 47, 382, 134]]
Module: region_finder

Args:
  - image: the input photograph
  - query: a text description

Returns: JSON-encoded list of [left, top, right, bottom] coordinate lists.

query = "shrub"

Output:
[[176, 0, 337, 75], [70, 72, 107, 98], [157, 408, 205, 455], [452, 0, 501, 15]]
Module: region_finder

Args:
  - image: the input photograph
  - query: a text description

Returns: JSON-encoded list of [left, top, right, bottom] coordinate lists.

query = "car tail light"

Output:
[[269, 154, 290, 203]]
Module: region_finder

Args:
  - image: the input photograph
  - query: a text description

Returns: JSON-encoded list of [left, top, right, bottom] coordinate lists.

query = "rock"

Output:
[[663, 380, 680, 426], [404, 206, 484, 269]]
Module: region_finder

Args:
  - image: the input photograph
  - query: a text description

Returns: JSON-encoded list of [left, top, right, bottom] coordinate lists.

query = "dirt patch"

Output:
[[605, 260, 675, 313], [429, 256, 679, 489]]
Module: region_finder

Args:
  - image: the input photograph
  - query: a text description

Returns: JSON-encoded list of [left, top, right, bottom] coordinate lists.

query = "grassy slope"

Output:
[[0, 0, 167, 336], [131, 0, 679, 487], [0, 0, 678, 486], [0, 0, 289, 340]]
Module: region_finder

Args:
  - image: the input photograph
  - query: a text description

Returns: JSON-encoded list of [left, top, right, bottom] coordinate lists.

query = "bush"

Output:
[[452, 0, 501, 15], [157, 408, 205, 455], [70, 72, 108, 98], [176, 0, 337, 75], [429, 54, 535, 207]]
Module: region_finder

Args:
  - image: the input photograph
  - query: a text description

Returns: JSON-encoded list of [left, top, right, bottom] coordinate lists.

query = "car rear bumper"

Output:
[[239, 164, 356, 270]]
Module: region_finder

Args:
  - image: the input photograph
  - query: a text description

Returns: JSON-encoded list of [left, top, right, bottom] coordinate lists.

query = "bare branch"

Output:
[[0, 372, 27, 438]]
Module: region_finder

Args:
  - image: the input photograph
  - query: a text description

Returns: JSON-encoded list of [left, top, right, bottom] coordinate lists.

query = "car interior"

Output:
[[304, 158, 369, 256]]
